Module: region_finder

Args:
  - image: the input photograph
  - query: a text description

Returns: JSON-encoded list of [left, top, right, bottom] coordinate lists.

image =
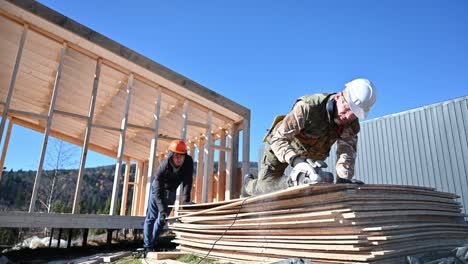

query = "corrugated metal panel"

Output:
[[325, 96, 468, 216]]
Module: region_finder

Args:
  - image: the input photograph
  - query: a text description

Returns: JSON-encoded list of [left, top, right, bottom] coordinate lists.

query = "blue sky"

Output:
[[2, 0, 467, 170]]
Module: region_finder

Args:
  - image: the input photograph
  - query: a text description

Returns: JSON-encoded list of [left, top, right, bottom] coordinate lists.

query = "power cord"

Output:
[[195, 197, 249, 264]]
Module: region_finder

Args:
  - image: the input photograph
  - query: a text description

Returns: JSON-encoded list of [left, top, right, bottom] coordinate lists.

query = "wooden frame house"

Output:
[[0, 0, 250, 229]]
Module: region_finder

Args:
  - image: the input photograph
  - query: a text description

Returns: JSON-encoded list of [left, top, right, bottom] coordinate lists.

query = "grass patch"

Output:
[[114, 256, 141, 264], [177, 254, 214, 264]]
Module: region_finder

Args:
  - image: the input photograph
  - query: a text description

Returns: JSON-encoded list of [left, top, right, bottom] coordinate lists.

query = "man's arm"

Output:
[[153, 161, 168, 213], [336, 126, 359, 180], [182, 156, 194, 203], [270, 100, 308, 164]]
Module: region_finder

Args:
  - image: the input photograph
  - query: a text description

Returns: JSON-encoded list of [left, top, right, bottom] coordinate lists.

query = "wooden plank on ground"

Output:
[[102, 251, 131, 262], [146, 251, 188, 260]]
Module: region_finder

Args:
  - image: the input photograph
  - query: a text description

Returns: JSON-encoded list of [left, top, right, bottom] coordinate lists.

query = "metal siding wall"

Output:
[[325, 96, 468, 216]]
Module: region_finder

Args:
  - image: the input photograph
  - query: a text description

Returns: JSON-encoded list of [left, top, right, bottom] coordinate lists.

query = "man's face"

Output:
[[334, 91, 357, 125], [172, 153, 185, 167]]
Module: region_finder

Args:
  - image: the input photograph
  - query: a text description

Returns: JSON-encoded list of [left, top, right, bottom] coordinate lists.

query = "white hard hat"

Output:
[[344, 78, 377, 119]]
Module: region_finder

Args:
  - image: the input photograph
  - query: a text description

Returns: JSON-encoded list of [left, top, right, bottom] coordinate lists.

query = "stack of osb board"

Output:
[[169, 184, 468, 264]]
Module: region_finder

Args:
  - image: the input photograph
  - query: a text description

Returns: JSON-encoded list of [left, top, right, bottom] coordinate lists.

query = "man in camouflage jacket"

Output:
[[244, 79, 377, 196]]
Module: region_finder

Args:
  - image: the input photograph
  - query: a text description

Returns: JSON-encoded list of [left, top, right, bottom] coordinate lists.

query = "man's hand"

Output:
[[290, 155, 306, 167], [159, 211, 168, 224], [288, 162, 321, 186]]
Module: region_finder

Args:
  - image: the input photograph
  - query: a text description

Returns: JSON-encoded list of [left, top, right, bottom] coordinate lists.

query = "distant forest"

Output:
[[0, 161, 258, 214]]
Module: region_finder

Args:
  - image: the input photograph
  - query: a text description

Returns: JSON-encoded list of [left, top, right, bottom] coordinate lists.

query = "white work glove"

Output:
[[290, 162, 322, 185], [289, 156, 333, 186], [290, 155, 307, 167]]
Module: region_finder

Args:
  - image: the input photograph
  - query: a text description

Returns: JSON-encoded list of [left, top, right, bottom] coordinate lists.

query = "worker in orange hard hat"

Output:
[[143, 139, 194, 256]]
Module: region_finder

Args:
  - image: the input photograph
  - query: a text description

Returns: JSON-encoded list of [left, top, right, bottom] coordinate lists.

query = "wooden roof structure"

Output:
[[0, 0, 250, 217]]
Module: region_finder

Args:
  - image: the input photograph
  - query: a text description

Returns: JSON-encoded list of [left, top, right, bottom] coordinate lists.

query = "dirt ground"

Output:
[[1, 234, 177, 263]]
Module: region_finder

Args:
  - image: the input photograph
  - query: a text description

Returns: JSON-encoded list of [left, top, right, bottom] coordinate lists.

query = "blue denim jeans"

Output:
[[143, 189, 176, 249]]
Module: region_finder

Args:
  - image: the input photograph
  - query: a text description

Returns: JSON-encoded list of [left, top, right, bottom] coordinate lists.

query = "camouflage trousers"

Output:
[[244, 142, 289, 196]]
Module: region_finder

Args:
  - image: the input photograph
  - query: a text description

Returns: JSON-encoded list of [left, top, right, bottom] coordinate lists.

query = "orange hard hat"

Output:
[[168, 139, 187, 154]]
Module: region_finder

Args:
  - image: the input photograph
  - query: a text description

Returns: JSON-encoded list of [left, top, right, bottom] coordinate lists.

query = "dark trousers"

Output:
[[143, 189, 176, 249]]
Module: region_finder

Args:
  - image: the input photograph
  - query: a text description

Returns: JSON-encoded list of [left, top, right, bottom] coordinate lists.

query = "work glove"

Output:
[[336, 177, 364, 185], [288, 160, 323, 187], [290, 155, 306, 167], [159, 211, 168, 225]]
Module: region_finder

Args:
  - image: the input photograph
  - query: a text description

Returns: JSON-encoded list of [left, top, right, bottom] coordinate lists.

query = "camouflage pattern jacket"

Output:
[[268, 93, 360, 179]]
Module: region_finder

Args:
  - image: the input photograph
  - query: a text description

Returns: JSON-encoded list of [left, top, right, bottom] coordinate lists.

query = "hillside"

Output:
[[0, 161, 258, 213]]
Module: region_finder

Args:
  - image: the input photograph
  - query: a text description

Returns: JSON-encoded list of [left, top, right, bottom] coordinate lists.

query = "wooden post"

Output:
[[29, 43, 67, 213], [227, 123, 239, 200], [217, 129, 227, 201], [110, 74, 133, 216], [0, 25, 27, 145], [67, 229, 72, 248], [137, 162, 146, 216], [142, 161, 150, 215], [57, 228, 62, 248], [0, 119, 13, 181], [242, 115, 251, 189], [181, 101, 189, 140], [143, 91, 161, 216], [208, 136, 216, 202], [174, 101, 189, 216], [48, 228, 54, 248], [131, 162, 141, 216], [188, 142, 196, 202], [202, 112, 213, 203], [147, 92, 161, 180], [120, 159, 131, 216], [195, 137, 205, 203], [82, 229, 88, 247], [72, 59, 102, 214], [106, 229, 112, 250]]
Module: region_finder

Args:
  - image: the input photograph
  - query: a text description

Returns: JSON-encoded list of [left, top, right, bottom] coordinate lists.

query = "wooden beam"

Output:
[[187, 120, 209, 129], [130, 161, 139, 216], [120, 159, 131, 216], [0, 211, 144, 229], [195, 137, 205, 203], [86, 74, 123, 139], [146, 91, 161, 203], [217, 129, 227, 201], [29, 43, 66, 213], [92, 124, 121, 132], [8, 116, 129, 161], [181, 101, 188, 140], [126, 123, 154, 132], [202, 112, 213, 203], [0, 1, 247, 124], [174, 101, 189, 217], [122, 95, 183, 157], [0, 25, 27, 145], [110, 74, 133, 216], [0, 119, 13, 181], [211, 144, 231, 152], [141, 161, 150, 215], [8, 109, 48, 119], [227, 123, 239, 200], [188, 142, 196, 202], [72, 58, 102, 214], [54, 109, 88, 120], [242, 115, 250, 190]]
